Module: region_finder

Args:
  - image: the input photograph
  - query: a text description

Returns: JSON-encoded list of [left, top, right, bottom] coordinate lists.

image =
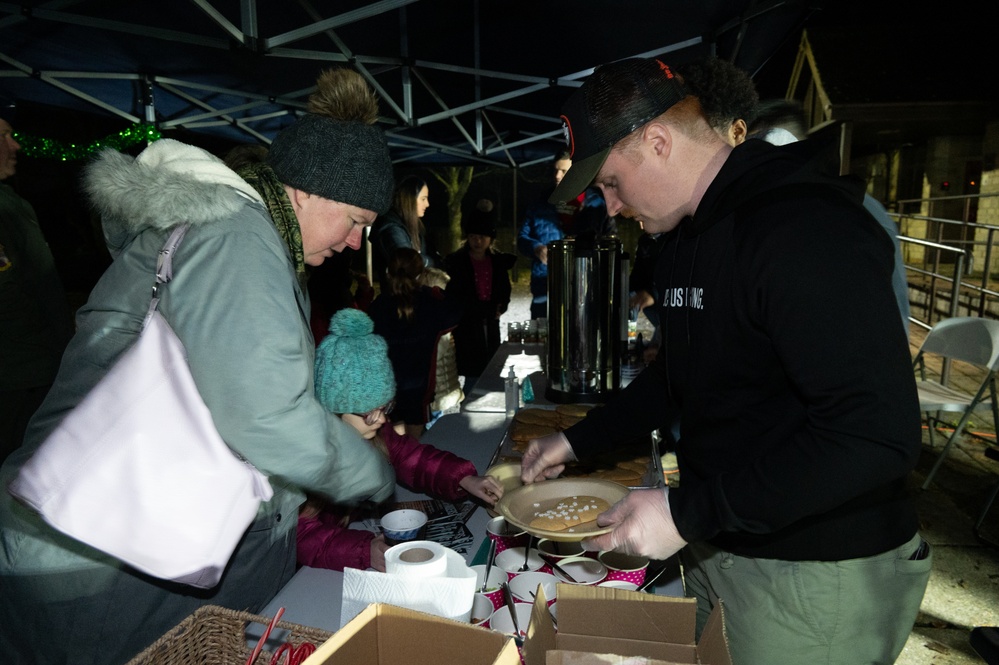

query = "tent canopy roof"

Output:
[[0, 0, 815, 165]]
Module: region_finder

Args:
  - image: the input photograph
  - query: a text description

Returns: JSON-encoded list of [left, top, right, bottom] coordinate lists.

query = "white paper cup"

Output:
[[471, 593, 495, 627], [494, 546, 545, 580], [597, 579, 640, 591], [508, 570, 559, 605], [551, 555, 607, 585], [488, 602, 532, 638]]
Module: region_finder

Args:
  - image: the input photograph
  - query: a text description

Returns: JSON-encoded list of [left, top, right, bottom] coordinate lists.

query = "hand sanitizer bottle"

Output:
[[504, 366, 519, 417]]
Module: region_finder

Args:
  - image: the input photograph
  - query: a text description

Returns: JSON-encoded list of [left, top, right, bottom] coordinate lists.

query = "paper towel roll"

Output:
[[384, 540, 448, 579]]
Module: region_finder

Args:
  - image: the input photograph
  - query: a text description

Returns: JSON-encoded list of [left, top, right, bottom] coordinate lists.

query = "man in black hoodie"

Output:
[[520, 57, 930, 664]]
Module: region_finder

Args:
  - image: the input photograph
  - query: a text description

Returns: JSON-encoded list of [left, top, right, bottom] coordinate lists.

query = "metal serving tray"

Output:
[[486, 406, 663, 490]]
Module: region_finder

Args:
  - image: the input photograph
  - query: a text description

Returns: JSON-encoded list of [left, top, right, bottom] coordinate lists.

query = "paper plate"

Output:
[[495, 478, 629, 542]]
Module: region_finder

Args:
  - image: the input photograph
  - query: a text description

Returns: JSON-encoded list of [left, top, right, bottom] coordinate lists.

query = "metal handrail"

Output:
[[887, 192, 999, 326]]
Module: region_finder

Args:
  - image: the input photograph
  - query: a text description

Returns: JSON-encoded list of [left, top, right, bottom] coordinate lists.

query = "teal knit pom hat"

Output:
[[314, 309, 396, 415]]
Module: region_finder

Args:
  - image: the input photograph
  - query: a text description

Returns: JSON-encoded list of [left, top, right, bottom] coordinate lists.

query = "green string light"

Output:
[[13, 123, 162, 161]]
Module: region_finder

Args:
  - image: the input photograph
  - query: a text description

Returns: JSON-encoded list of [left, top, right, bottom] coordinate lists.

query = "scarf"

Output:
[[237, 161, 308, 291]]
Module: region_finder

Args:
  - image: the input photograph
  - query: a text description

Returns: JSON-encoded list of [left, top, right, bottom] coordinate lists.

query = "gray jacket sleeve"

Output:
[[167, 216, 395, 506]]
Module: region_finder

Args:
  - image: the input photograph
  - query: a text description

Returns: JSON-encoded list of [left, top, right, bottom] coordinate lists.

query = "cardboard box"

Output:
[[302, 603, 520, 665], [524, 584, 731, 665], [546, 653, 676, 665]]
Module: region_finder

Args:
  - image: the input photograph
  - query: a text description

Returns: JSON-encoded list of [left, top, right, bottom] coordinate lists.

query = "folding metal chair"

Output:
[[914, 317, 999, 490], [974, 447, 999, 546]]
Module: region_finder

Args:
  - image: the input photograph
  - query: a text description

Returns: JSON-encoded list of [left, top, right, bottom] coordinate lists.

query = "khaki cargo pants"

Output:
[[682, 532, 931, 664]]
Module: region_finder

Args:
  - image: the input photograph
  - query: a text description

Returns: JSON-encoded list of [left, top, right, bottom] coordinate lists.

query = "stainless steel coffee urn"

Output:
[[545, 235, 625, 403]]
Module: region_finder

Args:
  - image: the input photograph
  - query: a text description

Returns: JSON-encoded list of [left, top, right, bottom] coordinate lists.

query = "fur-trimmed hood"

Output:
[[82, 139, 264, 255]]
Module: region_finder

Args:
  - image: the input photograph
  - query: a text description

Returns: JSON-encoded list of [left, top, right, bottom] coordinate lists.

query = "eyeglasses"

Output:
[[355, 400, 395, 426]]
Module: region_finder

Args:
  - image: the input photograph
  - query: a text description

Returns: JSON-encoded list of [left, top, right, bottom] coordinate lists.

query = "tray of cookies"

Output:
[[495, 477, 630, 542], [489, 404, 664, 490]]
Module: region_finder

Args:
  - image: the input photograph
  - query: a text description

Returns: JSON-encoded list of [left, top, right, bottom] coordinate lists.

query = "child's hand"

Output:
[[370, 534, 389, 572], [459, 475, 504, 506]]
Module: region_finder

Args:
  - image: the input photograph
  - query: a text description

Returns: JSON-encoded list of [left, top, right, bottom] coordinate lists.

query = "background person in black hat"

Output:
[[443, 198, 516, 392], [520, 57, 928, 664]]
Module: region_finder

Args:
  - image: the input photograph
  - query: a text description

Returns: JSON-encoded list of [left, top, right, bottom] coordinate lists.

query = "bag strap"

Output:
[[146, 224, 190, 320]]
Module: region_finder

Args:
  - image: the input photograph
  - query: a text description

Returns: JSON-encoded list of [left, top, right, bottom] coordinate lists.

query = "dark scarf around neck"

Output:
[[237, 161, 308, 291]]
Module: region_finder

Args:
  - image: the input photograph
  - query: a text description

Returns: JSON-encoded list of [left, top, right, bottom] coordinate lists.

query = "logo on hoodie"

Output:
[[663, 286, 703, 310]]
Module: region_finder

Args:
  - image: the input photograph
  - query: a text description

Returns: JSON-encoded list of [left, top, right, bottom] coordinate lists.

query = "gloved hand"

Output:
[[581, 487, 687, 560], [520, 432, 576, 484]]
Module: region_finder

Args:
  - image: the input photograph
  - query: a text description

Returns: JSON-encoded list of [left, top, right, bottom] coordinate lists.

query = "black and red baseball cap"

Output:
[[549, 57, 688, 204]]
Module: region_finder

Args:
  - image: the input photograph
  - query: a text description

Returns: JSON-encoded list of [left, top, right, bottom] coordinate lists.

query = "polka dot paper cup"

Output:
[[536, 538, 585, 561], [486, 516, 529, 554], [597, 551, 650, 587], [470, 564, 507, 611]]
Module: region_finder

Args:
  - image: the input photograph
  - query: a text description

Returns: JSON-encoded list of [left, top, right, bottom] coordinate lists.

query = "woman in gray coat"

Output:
[[0, 69, 397, 664]]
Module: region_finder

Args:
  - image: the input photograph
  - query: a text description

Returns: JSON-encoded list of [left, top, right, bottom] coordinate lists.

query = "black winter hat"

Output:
[[463, 200, 497, 238]]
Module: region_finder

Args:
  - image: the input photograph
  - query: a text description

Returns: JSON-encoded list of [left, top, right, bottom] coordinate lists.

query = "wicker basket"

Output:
[[126, 605, 333, 665]]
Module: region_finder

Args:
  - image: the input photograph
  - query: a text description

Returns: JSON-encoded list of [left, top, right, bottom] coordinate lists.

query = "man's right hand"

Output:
[[520, 432, 576, 483], [534, 244, 548, 265]]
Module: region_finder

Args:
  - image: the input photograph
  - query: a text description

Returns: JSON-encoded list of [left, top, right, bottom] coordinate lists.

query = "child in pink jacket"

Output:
[[297, 308, 503, 572]]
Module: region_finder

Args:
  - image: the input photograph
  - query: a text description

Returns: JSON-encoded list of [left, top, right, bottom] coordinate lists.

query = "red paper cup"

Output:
[[597, 551, 650, 586], [486, 516, 529, 554]]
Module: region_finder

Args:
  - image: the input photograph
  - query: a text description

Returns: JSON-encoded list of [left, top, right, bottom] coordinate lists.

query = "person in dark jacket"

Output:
[[443, 199, 516, 390], [369, 247, 462, 439], [518, 149, 616, 320], [298, 308, 502, 572], [0, 111, 74, 467], [369, 175, 438, 285], [520, 57, 929, 665]]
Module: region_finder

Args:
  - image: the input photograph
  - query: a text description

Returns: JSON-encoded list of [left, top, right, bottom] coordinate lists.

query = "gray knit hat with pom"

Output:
[[268, 115, 394, 214], [314, 308, 396, 415], [268, 68, 394, 214]]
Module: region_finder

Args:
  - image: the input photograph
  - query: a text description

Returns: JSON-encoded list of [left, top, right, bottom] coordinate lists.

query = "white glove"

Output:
[[581, 487, 687, 560], [520, 431, 576, 484]]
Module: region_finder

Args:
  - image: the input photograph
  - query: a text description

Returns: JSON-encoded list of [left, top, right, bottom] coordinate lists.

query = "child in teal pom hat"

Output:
[[299, 308, 503, 572]]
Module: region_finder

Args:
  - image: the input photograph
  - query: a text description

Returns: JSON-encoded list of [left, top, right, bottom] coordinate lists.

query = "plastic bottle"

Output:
[[504, 366, 520, 417]]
